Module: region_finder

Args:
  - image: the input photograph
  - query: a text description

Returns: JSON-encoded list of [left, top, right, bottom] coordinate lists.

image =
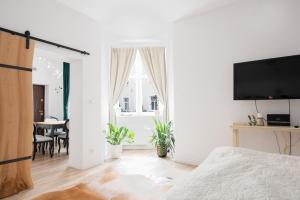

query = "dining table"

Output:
[[34, 120, 65, 156]]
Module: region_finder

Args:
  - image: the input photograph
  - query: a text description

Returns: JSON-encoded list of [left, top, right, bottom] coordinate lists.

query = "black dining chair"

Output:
[[58, 119, 70, 155], [45, 118, 65, 146], [32, 124, 54, 160]]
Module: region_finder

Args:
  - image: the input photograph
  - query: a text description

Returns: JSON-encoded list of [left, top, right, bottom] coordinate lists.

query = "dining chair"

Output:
[[58, 119, 70, 155], [44, 118, 64, 146], [32, 124, 54, 160]]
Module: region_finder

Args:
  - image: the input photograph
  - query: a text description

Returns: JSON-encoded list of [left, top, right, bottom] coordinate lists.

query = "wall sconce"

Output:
[[54, 86, 63, 94]]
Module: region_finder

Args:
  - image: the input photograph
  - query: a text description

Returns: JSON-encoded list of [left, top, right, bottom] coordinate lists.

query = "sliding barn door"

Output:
[[0, 31, 35, 198]]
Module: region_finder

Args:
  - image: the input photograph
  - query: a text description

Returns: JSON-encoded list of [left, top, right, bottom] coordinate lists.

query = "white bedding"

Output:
[[166, 147, 300, 200]]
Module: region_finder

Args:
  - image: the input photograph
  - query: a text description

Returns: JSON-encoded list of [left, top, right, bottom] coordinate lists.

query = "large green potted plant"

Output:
[[106, 123, 135, 158], [150, 119, 175, 158]]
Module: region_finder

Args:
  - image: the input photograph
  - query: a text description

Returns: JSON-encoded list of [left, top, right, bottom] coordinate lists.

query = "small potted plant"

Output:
[[106, 123, 135, 158], [150, 119, 175, 158]]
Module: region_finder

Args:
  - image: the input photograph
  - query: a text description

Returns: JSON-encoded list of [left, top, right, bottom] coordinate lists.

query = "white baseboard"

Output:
[[123, 145, 154, 150]]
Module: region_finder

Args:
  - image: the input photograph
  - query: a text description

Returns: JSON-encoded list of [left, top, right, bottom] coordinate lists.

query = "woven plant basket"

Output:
[[157, 145, 167, 157]]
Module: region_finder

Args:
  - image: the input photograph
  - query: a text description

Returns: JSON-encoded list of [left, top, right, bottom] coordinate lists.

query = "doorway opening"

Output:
[[31, 46, 79, 162]]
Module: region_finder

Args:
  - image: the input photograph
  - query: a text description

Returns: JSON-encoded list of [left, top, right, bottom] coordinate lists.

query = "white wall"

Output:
[[0, 0, 104, 169], [69, 60, 84, 168], [173, 0, 300, 165], [118, 116, 154, 148]]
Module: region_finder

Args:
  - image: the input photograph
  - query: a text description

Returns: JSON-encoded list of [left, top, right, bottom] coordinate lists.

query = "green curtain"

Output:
[[63, 62, 70, 120]]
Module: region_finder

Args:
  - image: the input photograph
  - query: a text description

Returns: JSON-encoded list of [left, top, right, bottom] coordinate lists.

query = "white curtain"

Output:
[[109, 48, 137, 124], [139, 47, 169, 122]]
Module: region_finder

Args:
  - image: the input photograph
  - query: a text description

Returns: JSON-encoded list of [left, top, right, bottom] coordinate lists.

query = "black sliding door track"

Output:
[[0, 26, 90, 55]]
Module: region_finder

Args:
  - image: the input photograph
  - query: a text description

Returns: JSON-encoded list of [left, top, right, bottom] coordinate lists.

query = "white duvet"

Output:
[[166, 147, 300, 200]]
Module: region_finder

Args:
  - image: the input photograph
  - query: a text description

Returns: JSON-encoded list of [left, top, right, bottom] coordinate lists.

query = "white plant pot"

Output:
[[108, 144, 123, 159]]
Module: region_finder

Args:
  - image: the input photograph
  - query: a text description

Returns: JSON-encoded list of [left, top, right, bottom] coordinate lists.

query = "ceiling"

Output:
[[55, 0, 237, 38], [55, 0, 237, 23]]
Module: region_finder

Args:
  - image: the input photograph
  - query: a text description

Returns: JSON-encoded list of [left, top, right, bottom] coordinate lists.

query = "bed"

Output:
[[165, 147, 300, 200]]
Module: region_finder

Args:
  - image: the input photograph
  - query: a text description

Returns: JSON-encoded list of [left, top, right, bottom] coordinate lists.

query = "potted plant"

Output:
[[106, 123, 135, 158], [150, 119, 175, 158]]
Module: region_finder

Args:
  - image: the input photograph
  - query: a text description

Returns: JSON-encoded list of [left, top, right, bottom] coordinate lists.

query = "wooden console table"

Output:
[[231, 123, 300, 147]]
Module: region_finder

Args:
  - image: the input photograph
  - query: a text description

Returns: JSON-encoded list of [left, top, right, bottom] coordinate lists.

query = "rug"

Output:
[[33, 168, 173, 200]]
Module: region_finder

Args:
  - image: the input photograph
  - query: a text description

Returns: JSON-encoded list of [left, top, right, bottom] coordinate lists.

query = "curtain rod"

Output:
[[0, 27, 90, 55]]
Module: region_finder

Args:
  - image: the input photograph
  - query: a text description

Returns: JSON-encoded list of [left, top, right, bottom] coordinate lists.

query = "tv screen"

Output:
[[234, 55, 300, 100]]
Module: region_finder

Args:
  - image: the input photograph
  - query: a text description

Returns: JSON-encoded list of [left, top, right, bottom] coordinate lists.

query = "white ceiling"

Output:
[[55, 0, 237, 38], [55, 0, 237, 23]]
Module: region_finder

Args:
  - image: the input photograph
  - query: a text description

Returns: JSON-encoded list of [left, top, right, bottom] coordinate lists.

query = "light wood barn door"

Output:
[[0, 31, 35, 198]]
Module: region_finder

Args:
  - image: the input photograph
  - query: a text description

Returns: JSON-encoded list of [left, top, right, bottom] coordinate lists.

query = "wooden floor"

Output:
[[5, 149, 195, 200]]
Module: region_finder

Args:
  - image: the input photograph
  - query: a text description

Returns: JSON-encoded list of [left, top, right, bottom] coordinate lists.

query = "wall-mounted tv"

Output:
[[234, 55, 300, 100]]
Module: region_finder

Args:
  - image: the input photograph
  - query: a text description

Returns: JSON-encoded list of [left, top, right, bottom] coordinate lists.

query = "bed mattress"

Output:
[[166, 147, 300, 200]]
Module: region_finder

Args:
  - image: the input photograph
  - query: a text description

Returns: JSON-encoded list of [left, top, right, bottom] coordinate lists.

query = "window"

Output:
[[121, 97, 129, 112], [118, 51, 159, 115], [119, 80, 136, 113], [150, 95, 158, 111]]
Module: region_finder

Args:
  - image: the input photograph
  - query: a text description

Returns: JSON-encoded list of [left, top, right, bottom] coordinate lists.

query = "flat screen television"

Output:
[[234, 55, 300, 100]]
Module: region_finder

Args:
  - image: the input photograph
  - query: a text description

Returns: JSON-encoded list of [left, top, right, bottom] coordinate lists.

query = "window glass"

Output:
[[119, 78, 136, 112], [118, 50, 159, 115], [142, 78, 158, 112]]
